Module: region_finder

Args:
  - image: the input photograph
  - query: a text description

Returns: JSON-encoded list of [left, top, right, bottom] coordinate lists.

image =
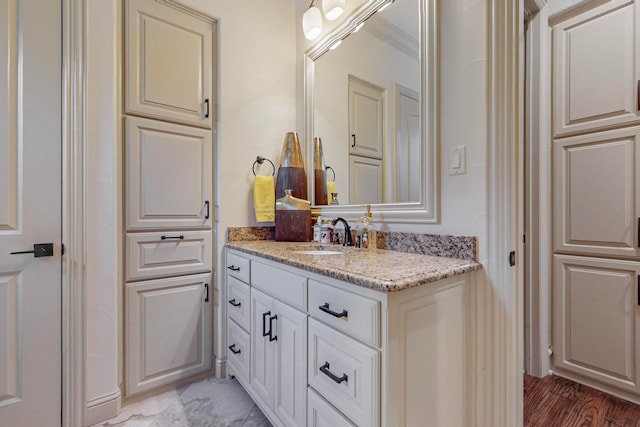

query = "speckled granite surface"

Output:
[[376, 231, 477, 261], [225, 226, 275, 242], [225, 240, 482, 293], [226, 226, 477, 261]]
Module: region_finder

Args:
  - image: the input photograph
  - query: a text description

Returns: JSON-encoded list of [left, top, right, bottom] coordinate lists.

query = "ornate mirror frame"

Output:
[[304, 0, 439, 223]]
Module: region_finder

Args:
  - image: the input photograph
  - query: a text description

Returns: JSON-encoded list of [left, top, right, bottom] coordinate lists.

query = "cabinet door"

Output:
[[250, 288, 275, 408], [126, 273, 212, 396], [126, 116, 212, 230], [554, 127, 640, 258], [553, 0, 640, 137], [553, 255, 640, 397], [125, 0, 213, 128], [349, 155, 383, 204], [349, 76, 384, 159], [273, 300, 308, 427]]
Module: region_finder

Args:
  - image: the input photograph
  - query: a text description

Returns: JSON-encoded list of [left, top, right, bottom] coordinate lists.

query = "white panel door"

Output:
[[126, 273, 212, 396], [273, 300, 307, 427], [125, 0, 213, 128], [395, 85, 420, 203], [553, 255, 640, 397], [349, 76, 384, 159], [554, 127, 640, 258], [126, 116, 212, 230], [553, 0, 640, 137], [0, 0, 62, 424], [349, 155, 383, 204]]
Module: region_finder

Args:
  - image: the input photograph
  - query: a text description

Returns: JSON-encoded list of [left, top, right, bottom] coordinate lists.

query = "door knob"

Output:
[[10, 243, 54, 257]]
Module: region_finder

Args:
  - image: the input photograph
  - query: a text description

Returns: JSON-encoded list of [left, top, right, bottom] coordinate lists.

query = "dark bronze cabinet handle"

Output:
[[319, 303, 348, 318], [228, 299, 241, 307], [268, 314, 278, 341], [227, 265, 240, 271], [351, 134, 356, 147], [262, 311, 271, 337], [319, 362, 348, 384], [204, 200, 210, 220], [161, 235, 184, 240], [204, 98, 210, 118], [228, 344, 241, 355]]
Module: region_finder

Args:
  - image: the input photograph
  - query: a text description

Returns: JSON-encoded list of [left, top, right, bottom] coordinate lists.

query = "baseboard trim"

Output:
[[85, 389, 122, 427]]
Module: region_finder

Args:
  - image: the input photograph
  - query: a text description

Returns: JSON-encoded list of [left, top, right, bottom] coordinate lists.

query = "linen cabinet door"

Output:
[[553, 255, 640, 398], [126, 117, 212, 230], [273, 300, 308, 427], [554, 127, 640, 258], [125, 0, 212, 128], [553, 0, 640, 137], [125, 273, 212, 396], [250, 288, 275, 408]]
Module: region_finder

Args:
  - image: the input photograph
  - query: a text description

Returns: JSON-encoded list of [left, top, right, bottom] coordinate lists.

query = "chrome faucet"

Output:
[[331, 217, 353, 246]]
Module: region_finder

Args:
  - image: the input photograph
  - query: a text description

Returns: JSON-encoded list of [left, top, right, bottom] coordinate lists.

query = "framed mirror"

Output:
[[305, 0, 438, 223]]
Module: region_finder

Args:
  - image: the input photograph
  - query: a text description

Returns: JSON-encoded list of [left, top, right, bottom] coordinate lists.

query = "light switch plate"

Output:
[[449, 145, 466, 175]]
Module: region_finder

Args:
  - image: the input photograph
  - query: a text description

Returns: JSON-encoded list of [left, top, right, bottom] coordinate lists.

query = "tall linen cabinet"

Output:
[[123, 0, 215, 397], [552, 0, 640, 403]]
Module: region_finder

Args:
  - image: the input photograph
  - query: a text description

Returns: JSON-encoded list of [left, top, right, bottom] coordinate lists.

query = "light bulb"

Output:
[[303, 6, 323, 40], [322, 0, 345, 21]]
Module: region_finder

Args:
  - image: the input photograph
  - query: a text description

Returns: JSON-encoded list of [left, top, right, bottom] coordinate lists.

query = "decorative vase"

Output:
[[313, 137, 328, 205], [275, 132, 308, 201]]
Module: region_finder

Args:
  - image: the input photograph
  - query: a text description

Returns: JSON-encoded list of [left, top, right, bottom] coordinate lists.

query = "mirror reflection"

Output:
[[312, 0, 420, 206]]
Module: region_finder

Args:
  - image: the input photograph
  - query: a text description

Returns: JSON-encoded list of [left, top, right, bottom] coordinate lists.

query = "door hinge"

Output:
[[523, 234, 526, 244], [509, 251, 516, 267], [61, 243, 65, 256], [547, 346, 554, 357]]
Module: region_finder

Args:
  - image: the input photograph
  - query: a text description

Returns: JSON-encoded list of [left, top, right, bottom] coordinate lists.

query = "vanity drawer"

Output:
[[126, 231, 212, 281], [309, 280, 381, 347], [251, 260, 307, 312], [227, 276, 250, 332], [226, 251, 250, 283], [227, 319, 250, 384], [308, 387, 356, 427], [308, 318, 380, 427]]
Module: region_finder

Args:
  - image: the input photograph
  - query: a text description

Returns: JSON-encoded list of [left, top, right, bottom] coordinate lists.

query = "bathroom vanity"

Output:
[[224, 238, 481, 427]]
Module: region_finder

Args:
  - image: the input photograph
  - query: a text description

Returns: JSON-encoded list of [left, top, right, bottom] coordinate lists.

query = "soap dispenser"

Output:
[[366, 205, 377, 251]]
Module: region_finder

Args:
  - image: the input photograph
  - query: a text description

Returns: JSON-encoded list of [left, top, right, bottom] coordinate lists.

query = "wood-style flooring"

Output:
[[524, 374, 640, 426]]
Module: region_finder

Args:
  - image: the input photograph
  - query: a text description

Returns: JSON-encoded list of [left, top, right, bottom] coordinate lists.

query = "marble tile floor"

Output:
[[93, 377, 272, 427]]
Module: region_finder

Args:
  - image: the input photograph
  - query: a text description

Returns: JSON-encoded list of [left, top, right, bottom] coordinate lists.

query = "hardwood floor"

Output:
[[524, 375, 640, 426]]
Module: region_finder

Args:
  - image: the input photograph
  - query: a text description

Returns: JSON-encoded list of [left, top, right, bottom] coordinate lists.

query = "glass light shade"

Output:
[[322, 0, 345, 21], [303, 6, 323, 40]]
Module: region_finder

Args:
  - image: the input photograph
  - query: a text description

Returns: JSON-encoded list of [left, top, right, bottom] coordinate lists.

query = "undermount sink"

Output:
[[292, 249, 344, 255]]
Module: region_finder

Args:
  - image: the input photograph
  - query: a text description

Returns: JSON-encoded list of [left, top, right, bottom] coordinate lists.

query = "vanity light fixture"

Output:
[[322, 0, 345, 21], [303, 1, 323, 40]]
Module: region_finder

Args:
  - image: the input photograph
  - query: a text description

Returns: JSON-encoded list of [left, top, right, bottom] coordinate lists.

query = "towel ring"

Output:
[[253, 156, 275, 176], [326, 166, 335, 181]]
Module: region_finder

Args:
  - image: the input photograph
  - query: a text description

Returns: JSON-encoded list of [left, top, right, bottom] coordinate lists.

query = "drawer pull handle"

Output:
[[228, 344, 241, 355], [319, 303, 348, 318], [262, 311, 271, 337], [228, 299, 241, 307], [268, 314, 278, 342], [160, 235, 184, 240], [319, 362, 348, 384], [227, 265, 240, 272]]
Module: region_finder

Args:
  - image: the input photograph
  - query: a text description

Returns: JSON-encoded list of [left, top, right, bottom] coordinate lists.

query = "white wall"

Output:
[[85, 0, 297, 422], [85, 1, 121, 424], [296, 0, 488, 263]]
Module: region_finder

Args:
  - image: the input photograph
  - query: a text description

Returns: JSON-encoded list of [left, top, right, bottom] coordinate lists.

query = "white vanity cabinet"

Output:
[[225, 247, 477, 427]]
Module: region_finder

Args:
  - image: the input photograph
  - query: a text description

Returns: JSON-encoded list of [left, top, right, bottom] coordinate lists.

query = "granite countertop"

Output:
[[225, 240, 482, 293]]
